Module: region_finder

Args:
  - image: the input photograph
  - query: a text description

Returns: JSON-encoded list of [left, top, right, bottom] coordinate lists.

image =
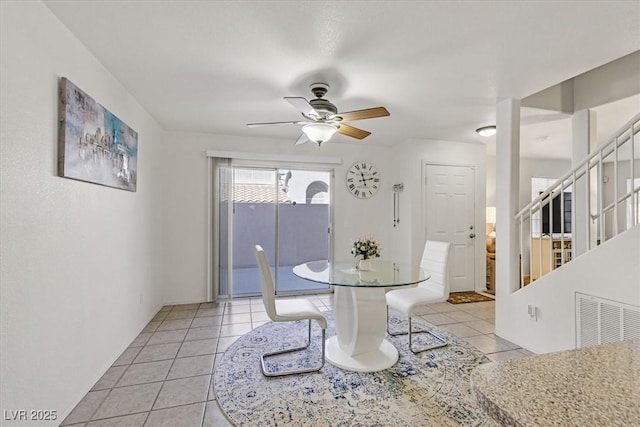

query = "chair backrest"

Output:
[[418, 240, 452, 299], [255, 245, 278, 320]]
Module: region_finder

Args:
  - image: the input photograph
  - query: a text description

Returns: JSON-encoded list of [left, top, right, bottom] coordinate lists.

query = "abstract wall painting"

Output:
[[58, 77, 138, 191]]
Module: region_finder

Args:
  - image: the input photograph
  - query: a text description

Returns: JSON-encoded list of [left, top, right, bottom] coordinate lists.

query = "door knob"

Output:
[[469, 233, 476, 239]]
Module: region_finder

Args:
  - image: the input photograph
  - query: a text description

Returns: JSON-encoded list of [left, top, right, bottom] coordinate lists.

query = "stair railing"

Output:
[[515, 113, 640, 288]]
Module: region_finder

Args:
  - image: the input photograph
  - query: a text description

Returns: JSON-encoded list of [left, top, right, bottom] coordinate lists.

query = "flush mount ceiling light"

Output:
[[301, 122, 338, 146], [476, 125, 497, 137]]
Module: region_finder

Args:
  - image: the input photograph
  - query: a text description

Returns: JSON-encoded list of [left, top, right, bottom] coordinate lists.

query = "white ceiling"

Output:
[[43, 1, 640, 158]]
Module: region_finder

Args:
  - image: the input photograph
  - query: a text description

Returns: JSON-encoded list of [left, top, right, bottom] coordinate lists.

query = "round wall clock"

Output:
[[346, 161, 380, 199]]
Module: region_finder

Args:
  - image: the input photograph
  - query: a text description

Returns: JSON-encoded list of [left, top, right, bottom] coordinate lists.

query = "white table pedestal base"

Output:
[[325, 336, 398, 372], [326, 285, 399, 372]]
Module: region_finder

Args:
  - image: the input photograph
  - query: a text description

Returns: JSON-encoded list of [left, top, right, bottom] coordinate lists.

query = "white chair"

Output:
[[385, 240, 452, 353], [255, 245, 328, 376]]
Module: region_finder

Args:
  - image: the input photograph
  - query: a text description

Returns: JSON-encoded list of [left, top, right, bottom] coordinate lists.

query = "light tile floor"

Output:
[[61, 294, 531, 426]]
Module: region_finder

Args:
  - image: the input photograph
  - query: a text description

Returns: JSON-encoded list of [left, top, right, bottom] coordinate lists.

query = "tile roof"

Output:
[[233, 184, 290, 203]]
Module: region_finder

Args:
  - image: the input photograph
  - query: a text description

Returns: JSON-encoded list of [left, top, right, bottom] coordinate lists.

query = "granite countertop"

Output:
[[470, 341, 640, 427]]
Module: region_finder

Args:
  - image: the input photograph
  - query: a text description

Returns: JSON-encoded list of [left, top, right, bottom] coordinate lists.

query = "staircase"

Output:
[[496, 114, 640, 354], [516, 113, 640, 286]]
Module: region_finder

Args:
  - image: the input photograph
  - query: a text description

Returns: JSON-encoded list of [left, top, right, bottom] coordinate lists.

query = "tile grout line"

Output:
[[147, 316, 193, 413], [207, 302, 226, 402], [68, 298, 506, 426], [91, 303, 222, 423], [145, 302, 221, 423]]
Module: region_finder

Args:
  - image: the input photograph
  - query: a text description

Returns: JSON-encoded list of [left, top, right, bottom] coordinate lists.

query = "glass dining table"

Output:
[[292, 259, 430, 372]]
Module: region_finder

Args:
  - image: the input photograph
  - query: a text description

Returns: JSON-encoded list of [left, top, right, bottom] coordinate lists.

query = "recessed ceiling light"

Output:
[[476, 125, 497, 137]]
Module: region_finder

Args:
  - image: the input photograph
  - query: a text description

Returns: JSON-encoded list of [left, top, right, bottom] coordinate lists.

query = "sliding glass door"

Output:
[[230, 168, 277, 296], [275, 169, 331, 294], [217, 165, 332, 298]]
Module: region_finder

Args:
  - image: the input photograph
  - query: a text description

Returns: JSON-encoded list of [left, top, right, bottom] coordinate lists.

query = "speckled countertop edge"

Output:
[[470, 341, 640, 427]]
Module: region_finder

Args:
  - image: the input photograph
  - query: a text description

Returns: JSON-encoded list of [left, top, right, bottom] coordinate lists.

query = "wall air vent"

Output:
[[576, 292, 640, 348]]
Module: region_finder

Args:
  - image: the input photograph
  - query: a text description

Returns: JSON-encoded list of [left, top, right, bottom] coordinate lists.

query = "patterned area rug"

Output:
[[214, 313, 495, 426], [447, 292, 495, 304]]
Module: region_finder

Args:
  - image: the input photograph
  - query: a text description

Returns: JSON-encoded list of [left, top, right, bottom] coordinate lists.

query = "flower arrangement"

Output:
[[351, 236, 381, 260]]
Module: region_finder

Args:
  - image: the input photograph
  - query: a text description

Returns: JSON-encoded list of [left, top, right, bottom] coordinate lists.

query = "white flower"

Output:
[[352, 235, 381, 258]]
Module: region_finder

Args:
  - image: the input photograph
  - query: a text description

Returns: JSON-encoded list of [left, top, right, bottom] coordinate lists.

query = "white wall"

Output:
[[0, 2, 165, 424], [573, 51, 640, 111], [0, 2, 634, 424], [161, 132, 490, 299], [162, 131, 395, 304], [0, 4, 489, 418], [390, 139, 487, 291], [496, 225, 640, 354], [486, 155, 571, 207]]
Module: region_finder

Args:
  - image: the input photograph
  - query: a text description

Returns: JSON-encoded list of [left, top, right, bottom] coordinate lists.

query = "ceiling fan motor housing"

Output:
[[310, 83, 329, 98], [246, 80, 388, 144], [309, 98, 337, 116], [308, 83, 337, 118]]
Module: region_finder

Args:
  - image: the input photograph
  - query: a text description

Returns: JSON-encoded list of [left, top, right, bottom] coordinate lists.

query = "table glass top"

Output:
[[292, 259, 429, 288]]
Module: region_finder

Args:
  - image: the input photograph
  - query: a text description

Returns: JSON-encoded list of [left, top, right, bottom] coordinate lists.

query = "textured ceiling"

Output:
[[44, 1, 639, 158]]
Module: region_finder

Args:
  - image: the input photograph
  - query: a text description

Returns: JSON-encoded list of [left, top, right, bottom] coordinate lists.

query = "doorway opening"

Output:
[[217, 166, 333, 298]]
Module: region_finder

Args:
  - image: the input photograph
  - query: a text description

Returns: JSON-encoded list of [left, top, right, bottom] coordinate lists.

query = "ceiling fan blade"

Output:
[[337, 107, 390, 122], [337, 123, 371, 140], [246, 121, 304, 128], [284, 97, 319, 117], [294, 133, 310, 145]]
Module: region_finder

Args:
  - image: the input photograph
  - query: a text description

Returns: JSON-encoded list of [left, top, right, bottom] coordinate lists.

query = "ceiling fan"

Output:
[[246, 83, 390, 146]]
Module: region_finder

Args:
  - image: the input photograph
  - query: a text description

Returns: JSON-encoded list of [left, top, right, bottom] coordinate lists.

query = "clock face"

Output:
[[346, 161, 380, 199]]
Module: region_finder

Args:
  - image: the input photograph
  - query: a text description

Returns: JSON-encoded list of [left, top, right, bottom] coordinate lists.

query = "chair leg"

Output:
[[260, 319, 326, 377], [387, 306, 448, 354]]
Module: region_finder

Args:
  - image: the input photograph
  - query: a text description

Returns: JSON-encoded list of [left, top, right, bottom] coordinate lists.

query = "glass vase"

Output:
[[356, 257, 372, 271]]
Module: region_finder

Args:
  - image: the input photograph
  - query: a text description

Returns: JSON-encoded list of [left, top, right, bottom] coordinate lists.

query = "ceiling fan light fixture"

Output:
[[248, 83, 388, 146], [476, 125, 497, 137], [302, 123, 337, 144]]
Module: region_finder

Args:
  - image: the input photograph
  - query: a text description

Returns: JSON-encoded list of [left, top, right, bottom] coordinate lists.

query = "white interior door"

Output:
[[425, 164, 476, 292]]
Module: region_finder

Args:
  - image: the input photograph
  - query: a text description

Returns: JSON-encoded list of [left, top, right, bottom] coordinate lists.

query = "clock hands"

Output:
[[347, 161, 379, 199], [359, 171, 368, 187], [358, 174, 376, 186]]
